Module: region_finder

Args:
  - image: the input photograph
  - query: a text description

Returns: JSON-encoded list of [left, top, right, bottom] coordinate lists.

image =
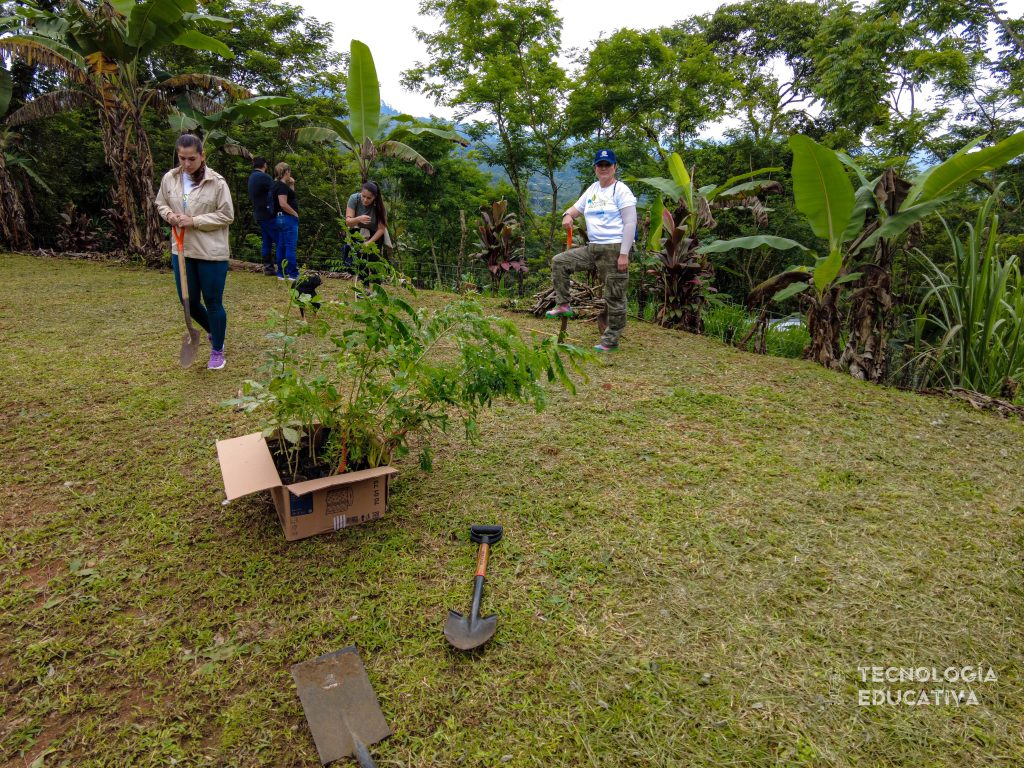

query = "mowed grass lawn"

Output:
[[2, 251, 1023, 768]]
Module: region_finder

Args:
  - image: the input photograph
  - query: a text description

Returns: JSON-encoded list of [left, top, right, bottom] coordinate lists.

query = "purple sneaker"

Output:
[[594, 343, 619, 352], [545, 303, 574, 318], [208, 348, 226, 370]]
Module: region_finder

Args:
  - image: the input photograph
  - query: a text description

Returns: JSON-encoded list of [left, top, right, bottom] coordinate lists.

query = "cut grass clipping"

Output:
[[1, 252, 1022, 767]]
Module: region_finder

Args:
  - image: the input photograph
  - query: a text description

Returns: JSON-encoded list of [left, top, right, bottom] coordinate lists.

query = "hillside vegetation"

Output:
[[2, 253, 1022, 767]]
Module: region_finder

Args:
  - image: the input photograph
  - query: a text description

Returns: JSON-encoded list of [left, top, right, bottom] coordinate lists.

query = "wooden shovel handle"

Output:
[[475, 542, 489, 578]]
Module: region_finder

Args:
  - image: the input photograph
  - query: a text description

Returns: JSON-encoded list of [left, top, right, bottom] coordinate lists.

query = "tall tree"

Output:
[[403, 0, 571, 248], [693, 0, 827, 142], [0, 0, 243, 259]]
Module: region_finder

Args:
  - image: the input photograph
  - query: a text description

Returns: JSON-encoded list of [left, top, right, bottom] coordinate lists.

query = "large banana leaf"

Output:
[[126, 0, 197, 55], [182, 11, 233, 27], [635, 175, 684, 201], [395, 123, 469, 146], [295, 126, 345, 145], [348, 39, 381, 146], [903, 136, 985, 207], [789, 134, 855, 251], [711, 179, 784, 201], [378, 140, 433, 174], [667, 153, 693, 210], [813, 248, 843, 294], [109, 0, 138, 18], [4, 88, 93, 127], [647, 195, 665, 250], [840, 184, 876, 243], [850, 196, 952, 256], [234, 95, 294, 109], [906, 131, 1024, 206], [157, 73, 249, 99], [701, 167, 782, 200], [698, 236, 809, 254], [0, 35, 87, 80], [173, 29, 232, 58]]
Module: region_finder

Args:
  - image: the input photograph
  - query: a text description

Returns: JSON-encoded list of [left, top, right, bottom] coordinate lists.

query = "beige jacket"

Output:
[[155, 166, 234, 261]]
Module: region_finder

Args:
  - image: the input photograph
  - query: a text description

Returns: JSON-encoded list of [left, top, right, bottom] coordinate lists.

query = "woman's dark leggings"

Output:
[[171, 255, 228, 351]]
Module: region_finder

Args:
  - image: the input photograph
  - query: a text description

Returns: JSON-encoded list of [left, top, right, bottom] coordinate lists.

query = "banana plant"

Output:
[[0, 0, 244, 259], [637, 152, 783, 332], [170, 95, 299, 159], [297, 40, 467, 182], [0, 64, 37, 249], [744, 132, 1024, 373]]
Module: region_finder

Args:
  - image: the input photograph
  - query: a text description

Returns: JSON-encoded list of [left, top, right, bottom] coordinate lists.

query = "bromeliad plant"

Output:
[[226, 270, 589, 481], [470, 199, 528, 294], [638, 153, 783, 332]]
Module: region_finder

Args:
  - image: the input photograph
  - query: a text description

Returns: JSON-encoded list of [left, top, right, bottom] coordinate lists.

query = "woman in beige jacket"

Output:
[[155, 134, 235, 370]]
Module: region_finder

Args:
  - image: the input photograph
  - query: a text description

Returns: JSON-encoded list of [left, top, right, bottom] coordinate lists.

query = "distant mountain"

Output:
[[384, 101, 583, 214]]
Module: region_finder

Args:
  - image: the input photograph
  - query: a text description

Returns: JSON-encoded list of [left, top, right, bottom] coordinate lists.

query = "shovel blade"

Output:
[[291, 646, 391, 766], [179, 326, 200, 368], [444, 609, 497, 650]]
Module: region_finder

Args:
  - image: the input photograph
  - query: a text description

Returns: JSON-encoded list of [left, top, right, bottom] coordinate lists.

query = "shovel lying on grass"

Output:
[[291, 646, 391, 767], [445, 525, 503, 651], [173, 226, 201, 367]]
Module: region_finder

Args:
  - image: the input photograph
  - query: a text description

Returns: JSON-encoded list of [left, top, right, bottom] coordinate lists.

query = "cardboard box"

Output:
[[216, 432, 397, 541]]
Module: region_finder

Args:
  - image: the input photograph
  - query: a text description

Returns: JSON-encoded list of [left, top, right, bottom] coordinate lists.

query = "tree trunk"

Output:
[[99, 102, 164, 263], [837, 170, 909, 381], [805, 289, 843, 368], [838, 261, 893, 381], [0, 153, 33, 250]]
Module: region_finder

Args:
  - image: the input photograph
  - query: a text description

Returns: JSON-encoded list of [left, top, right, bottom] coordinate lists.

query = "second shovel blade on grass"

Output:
[[291, 646, 391, 766]]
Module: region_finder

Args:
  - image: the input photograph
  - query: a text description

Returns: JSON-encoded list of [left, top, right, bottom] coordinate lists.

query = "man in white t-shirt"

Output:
[[546, 148, 637, 351]]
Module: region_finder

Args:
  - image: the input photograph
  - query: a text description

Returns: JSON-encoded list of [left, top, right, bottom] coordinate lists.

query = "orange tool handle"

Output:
[[475, 543, 490, 577], [566, 223, 573, 251]]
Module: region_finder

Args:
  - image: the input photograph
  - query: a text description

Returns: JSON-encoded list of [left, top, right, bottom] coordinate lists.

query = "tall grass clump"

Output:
[[703, 303, 810, 359], [913, 189, 1024, 399]]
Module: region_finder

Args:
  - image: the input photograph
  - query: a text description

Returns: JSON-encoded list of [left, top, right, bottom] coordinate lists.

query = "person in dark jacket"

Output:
[[247, 157, 276, 276]]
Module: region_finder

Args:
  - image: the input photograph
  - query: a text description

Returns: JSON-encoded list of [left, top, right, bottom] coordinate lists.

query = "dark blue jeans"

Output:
[[171, 255, 228, 351], [276, 214, 299, 279], [259, 217, 277, 273]]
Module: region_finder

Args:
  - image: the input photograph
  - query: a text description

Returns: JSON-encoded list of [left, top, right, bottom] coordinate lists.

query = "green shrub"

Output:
[[225, 265, 591, 479]]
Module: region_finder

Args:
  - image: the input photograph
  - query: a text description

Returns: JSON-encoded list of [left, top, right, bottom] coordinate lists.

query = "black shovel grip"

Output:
[[470, 525, 503, 545]]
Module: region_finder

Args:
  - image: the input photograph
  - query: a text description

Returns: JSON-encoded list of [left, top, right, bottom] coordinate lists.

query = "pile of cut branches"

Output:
[[528, 279, 606, 320]]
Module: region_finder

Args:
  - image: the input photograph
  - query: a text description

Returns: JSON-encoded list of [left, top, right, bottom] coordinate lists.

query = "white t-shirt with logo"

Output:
[[573, 180, 637, 244]]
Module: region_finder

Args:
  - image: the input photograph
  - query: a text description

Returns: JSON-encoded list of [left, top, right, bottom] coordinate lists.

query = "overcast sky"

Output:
[[295, 0, 729, 118], [295, 0, 1024, 127]]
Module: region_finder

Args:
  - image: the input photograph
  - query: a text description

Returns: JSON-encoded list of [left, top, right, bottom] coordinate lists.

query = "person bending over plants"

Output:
[[344, 180, 388, 282]]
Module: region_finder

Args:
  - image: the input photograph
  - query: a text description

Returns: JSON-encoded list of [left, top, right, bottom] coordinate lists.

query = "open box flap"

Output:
[[286, 465, 398, 497], [216, 433, 283, 500]]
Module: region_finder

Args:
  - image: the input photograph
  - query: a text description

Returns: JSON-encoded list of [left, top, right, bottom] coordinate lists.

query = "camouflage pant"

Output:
[[551, 243, 628, 346]]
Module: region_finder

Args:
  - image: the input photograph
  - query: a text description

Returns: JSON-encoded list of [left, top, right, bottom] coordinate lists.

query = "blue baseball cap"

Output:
[[593, 148, 617, 165]]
